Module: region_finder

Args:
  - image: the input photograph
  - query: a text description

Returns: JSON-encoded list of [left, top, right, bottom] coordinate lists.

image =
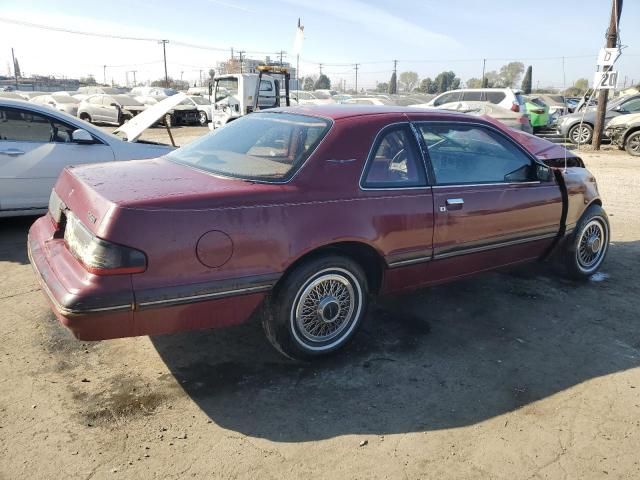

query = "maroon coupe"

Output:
[[28, 106, 609, 359]]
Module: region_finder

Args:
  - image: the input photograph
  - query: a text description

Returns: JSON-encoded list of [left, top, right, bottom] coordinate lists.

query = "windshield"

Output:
[[167, 112, 331, 182], [215, 78, 238, 102], [113, 95, 143, 106], [190, 96, 210, 105]]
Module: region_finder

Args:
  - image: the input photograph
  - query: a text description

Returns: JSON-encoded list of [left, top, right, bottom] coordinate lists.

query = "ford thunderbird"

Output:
[[28, 106, 609, 359]]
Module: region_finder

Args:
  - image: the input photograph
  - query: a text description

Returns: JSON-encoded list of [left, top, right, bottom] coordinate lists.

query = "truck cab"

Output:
[[210, 67, 291, 130]]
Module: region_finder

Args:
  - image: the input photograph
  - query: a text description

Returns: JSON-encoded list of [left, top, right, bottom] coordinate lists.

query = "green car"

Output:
[[524, 97, 550, 130]]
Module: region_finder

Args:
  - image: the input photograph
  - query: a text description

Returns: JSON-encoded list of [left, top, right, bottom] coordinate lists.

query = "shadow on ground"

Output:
[[151, 240, 640, 442], [0, 216, 38, 265]]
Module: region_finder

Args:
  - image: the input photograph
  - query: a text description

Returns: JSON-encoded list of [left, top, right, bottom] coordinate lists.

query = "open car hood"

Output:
[[114, 92, 187, 142]]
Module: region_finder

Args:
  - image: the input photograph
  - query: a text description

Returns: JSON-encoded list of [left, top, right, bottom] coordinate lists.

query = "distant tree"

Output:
[[418, 77, 437, 94], [80, 75, 97, 85], [498, 61, 525, 88], [314, 74, 331, 90], [388, 72, 397, 94], [303, 77, 315, 91], [482, 70, 500, 88], [399, 71, 419, 92], [521, 65, 532, 94], [376, 82, 389, 93], [564, 78, 589, 96], [13, 58, 21, 77], [433, 71, 460, 93], [151, 77, 188, 90], [208, 69, 215, 81], [466, 78, 482, 88]]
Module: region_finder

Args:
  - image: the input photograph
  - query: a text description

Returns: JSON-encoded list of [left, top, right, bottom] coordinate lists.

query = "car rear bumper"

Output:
[[28, 215, 271, 341]]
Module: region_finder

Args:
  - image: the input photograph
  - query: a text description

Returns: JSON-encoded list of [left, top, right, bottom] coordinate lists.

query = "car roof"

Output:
[[268, 104, 471, 121]]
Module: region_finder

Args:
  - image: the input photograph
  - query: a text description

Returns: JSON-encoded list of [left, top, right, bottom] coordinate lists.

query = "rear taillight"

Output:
[[48, 190, 66, 227], [511, 103, 520, 112], [63, 212, 146, 275]]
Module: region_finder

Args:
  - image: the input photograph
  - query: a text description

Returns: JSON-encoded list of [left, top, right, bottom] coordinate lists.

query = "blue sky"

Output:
[[1, 0, 639, 90]]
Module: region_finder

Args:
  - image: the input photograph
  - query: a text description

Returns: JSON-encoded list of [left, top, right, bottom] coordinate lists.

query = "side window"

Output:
[[88, 96, 101, 105], [462, 91, 483, 101], [433, 92, 461, 106], [417, 123, 535, 185], [621, 98, 640, 113], [362, 126, 426, 188], [259, 80, 273, 92], [485, 92, 506, 104], [0, 107, 75, 143]]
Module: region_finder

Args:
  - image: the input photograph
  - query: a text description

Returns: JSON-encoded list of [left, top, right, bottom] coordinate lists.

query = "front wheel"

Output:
[[263, 255, 368, 360], [198, 111, 208, 126], [564, 204, 610, 279], [624, 131, 640, 156], [568, 123, 593, 145]]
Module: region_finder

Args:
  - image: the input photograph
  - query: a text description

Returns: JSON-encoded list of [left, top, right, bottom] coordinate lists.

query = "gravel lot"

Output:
[[1, 129, 639, 479]]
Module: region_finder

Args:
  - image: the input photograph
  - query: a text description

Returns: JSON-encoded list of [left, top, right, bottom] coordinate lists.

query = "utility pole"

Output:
[[159, 40, 169, 87], [11, 48, 18, 89], [481, 58, 486, 87], [279, 50, 286, 66], [593, 0, 623, 150], [354, 64, 360, 93], [125, 71, 129, 87], [393, 59, 397, 77], [319, 63, 323, 75], [238, 50, 245, 73], [131, 70, 137, 86], [103, 64, 107, 85], [199, 70, 203, 86], [562, 56, 566, 90]]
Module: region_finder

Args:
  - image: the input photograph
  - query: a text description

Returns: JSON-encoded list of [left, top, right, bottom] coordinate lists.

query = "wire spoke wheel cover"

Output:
[[576, 219, 608, 273], [291, 268, 362, 350]]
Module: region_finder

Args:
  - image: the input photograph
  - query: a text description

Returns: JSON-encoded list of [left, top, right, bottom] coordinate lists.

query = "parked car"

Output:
[[605, 112, 640, 156], [77, 94, 147, 125], [168, 99, 201, 126], [427, 101, 533, 133], [0, 98, 176, 217], [74, 86, 126, 101], [130, 86, 177, 106], [30, 94, 80, 116], [28, 105, 609, 360], [427, 88, 528, 113], [524, 97, 550, 131], [556, 94, 640, 144], [0, 91, 25, 100], [16, 91, 47, 101], [185, 95, 214, 126], [290, 90, 333, 105]]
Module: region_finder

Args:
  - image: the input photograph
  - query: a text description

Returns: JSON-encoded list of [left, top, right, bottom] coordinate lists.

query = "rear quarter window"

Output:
[[485, 92, 506, 104]]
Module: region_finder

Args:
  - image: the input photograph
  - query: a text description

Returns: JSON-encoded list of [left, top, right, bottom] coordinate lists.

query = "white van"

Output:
[[428, 88, 527, 113]]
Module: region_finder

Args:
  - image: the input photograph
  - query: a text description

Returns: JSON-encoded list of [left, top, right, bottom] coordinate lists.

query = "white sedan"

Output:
[[0, 97, 179, 217]]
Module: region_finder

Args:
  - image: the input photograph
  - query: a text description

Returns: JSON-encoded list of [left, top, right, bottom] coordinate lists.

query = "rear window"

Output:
[[167, 112, 331, 182], [485, 92, 506, 104]]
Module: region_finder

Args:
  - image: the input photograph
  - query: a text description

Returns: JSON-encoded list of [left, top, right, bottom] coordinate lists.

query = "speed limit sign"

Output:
[[594, 70, 618, 90]]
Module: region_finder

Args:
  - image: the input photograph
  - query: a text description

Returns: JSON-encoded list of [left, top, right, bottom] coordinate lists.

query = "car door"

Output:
[[0, 106, 115, 212], [359, 122, 434, 290], [413, 121, 563, 281]]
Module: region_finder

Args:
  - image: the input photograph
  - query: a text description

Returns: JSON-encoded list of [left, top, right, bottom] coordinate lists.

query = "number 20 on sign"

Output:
[[593, 71, 618, 90]]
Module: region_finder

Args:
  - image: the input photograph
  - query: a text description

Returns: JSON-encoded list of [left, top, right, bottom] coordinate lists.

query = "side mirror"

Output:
[[72, 129, 94, 144], [536, 164, 553, 182], [110, 103, 119, 108]]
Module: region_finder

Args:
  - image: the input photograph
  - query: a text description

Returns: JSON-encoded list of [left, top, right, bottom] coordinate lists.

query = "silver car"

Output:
[[30, 94, 80, 117], [77, 94, 146, 125]]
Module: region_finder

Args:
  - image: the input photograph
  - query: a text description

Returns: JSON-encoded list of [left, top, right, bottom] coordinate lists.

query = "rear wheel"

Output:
[[624, 131, 640, 156], [263, 255, 368, 360], [568, 123, 593, 145], [79, 112, 92, 123], [564, 204, 609, 279]]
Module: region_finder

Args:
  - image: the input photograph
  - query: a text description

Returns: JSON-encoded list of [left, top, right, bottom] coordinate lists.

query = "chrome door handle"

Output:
[[0, 148, 25, 156], [445, 198, 464, 210]]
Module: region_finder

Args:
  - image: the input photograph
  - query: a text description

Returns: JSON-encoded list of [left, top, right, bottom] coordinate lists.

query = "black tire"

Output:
[[624, 131, 640, 156], [564, 204, 610, 280], [198, 110, 208, 126], [79, 113, 92, 123], [568, 123, 593, 145], [263, 255, 368, 360]]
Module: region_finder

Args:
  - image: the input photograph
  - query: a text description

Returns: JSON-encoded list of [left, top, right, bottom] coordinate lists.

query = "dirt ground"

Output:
[[1, 135, 639, 479]]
